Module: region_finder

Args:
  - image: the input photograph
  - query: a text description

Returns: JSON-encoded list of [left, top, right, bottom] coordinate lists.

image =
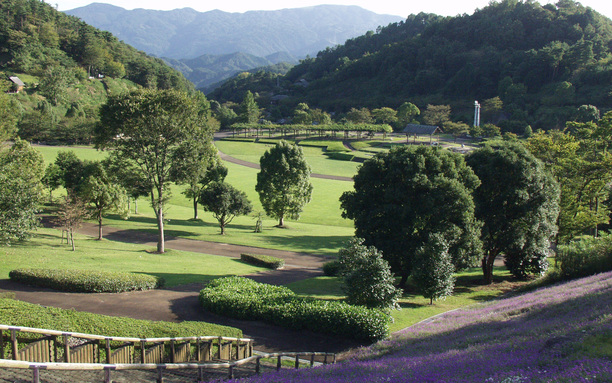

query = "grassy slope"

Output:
[[234, 271, 612, 382], [287, 268, 520, 332], [0, 228, 264, 287], [0, 298, 242, 339], [36, 144, 355, 256]]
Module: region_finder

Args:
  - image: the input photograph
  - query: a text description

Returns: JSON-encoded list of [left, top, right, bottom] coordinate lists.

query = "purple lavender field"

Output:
[[236, 272, 611, 382]]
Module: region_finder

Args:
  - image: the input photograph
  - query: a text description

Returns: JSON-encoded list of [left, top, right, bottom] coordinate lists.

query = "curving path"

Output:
[[0, 219, 364, 355], [214, 132, 354, 182]]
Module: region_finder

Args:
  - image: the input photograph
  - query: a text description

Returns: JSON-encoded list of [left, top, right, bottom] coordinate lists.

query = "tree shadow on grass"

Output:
[[262, 234, 352, 255]]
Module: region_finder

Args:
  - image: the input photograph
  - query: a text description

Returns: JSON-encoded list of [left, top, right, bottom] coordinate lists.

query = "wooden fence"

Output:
[[0, 325, 253, 365], [0, 325, 335, 382]]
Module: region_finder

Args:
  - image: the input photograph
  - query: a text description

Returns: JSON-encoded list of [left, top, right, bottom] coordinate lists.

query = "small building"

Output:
[[402, 124, 442, 144], [8, 76, 25, 93]]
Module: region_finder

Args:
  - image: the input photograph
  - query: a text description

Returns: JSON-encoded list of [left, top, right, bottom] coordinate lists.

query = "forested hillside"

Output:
[[0, 0, 193, 143], [212, 0, 612, 132]]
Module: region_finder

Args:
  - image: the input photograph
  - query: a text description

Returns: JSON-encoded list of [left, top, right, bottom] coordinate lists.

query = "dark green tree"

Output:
[[340, 146, 482, 286], [338, 237, 402, 310], [422, 104, 451, 127], [256, 140, 313, 227], [0, 139, 44, 244], [199, 181, 252, 235], [95, 89, 215, 253], [42, 163, 63, 202], [466, 142, 560, 283], [397, 102, 420, 127], [170, 141, 224, 220], [412, 233, 456, 304], [79, 162, 128, 240], [238, 90, 260, 124]]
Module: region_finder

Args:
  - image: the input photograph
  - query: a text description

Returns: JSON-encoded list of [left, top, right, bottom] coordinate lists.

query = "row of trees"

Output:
[[340, 142, 561, 295]]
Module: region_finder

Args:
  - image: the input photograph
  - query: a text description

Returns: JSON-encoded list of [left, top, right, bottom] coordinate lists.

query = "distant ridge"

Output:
[[65, 4, 403, 59]]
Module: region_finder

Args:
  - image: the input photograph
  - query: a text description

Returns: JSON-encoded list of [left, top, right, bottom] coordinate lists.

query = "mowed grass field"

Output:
[[0, 228, 265, 287], [34, 142, 356, 256]]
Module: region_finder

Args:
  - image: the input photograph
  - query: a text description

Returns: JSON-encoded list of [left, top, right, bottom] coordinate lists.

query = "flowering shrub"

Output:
[[9, 268, 163, 293], [199, 276, 390, 341], [228, 271, 612, 382]]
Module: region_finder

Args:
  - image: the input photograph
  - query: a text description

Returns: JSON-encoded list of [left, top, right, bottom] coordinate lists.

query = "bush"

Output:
[[9, 268, 164, 293], [338, 238, 402, 310], [240, 253, 285, 269], [322, 260, 341, 276], [557, 235, 612, 279], [199, 276, 390, 341]]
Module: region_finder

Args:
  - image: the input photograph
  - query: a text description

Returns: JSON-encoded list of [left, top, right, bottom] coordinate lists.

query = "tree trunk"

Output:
[[399, 273, 408, 287], [482, 253, 496, 285], [97, 215, 103, 240], [152, 188, 165, 253], [70, 230, 75, 251], [134, 199, 138, 214], [156, 205, 165, 253], [193, 197, 199, 220], [278, 216, 284, 227]]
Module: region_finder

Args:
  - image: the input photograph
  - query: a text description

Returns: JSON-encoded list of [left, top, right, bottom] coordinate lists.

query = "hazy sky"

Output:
[[47, 0, 612, 19]]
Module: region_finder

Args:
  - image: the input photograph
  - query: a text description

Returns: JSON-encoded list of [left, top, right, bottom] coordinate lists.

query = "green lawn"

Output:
[[287, 267, 521, 332], [0, 228, 265, 287]]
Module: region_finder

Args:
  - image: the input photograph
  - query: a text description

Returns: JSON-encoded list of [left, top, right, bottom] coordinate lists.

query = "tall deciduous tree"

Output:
[[466, 142, 560, 284], [199, 181, 252, 235], [95, 89, 215, 253], [340, 146, 482, 286], [0, 139, 44, 244], [256, 140, 313, 227], [422, 104, 451, 127], [397, 102, 420, 127], [238, 90, 260, 124], [170, 141, 225, 220], [79, 162, 128, 240]]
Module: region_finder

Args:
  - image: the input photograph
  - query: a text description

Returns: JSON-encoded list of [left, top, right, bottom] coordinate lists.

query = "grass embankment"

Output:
[[288, 267, 520, 332], [0, 298, 242, 339], [0, 228, 264, 287]]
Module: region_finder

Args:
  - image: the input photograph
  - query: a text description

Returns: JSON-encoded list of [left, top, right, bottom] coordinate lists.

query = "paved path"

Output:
[[0, 220, 363, 355], [214, 132, 353, 182]]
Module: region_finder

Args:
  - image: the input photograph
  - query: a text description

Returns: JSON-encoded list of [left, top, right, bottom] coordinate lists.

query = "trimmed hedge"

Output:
[[9, 269, 164, 293], [322, 260, 342, 276], [199, 276, 390, 341], [241, 253, 285, 269], [0, 298, 242, 340]]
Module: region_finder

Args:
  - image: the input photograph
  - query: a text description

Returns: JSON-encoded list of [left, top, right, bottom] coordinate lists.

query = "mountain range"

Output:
[[65, 4, 403, 90]]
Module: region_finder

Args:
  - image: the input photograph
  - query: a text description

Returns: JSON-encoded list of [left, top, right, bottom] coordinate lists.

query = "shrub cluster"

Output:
[[199, 276, 390, 341], [9, 269, 164, 293], [240, 253, 285, 269], [557, 235, 612, 279]]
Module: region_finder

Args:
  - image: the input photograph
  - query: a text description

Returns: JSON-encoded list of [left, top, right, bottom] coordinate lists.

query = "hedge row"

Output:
[[0, 298, 242, 340], [240, 253, 285, 269], [199, 276, 390, 341], [9, 269, 164, 293]]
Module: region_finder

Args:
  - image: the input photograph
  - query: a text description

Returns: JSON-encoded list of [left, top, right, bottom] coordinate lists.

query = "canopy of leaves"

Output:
[[338, 238, 402, 310], [256, 140, 313, 226], [0, 139, 44, 244], [340, 146, 482, 284], [466, 142, 560, 282], [199, 181, 253, 234]]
